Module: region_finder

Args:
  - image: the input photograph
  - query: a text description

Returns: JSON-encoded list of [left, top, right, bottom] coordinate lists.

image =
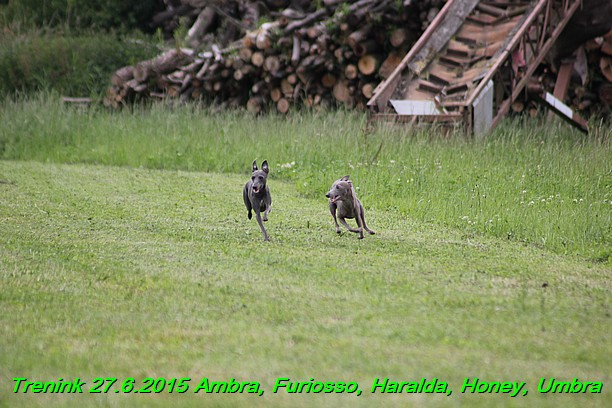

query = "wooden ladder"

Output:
[[367, 0, 588, 135]]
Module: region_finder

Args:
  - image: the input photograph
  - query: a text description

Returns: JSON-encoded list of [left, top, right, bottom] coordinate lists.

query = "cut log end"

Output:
[[358, 54, 381, 76], [246, 96, 265, 114], [277, 98, 290, 114]]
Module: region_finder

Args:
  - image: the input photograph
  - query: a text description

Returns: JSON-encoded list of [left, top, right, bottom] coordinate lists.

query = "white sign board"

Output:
[[390, 100, 445, 115], [472, 80, 493, 136]]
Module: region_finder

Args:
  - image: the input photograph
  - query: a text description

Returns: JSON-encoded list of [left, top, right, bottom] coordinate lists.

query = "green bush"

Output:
[[0, 32, 159, 97], [0, 0, 164, 32]]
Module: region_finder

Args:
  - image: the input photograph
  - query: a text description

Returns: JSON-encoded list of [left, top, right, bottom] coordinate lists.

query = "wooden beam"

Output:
[[539, 92, 589, 133], [367, 0, 459, 111], [547, 58, 574, 120]]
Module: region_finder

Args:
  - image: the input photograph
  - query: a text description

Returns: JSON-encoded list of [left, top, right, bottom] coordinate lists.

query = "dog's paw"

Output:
[[368, 230, 376, 235], [247, 211, 252, 220]]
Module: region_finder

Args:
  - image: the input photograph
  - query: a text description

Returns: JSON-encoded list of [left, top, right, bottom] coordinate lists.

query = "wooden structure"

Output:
[[367, 0, 590, 135]]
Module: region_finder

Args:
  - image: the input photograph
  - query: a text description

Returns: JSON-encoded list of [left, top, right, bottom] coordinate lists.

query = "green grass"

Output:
[[0, 94, 610, 258], [0, 160, 610, 407], [0, 94, 610, 406], [0, 33, 158, 97]]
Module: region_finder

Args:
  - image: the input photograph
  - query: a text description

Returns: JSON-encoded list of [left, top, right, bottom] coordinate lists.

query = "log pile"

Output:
[[105, 0, 441, 111], [105, 0, 611, 117], [514, 0, 612, 118], [511, 29, 612, 118], [593, 30, 612, 109]]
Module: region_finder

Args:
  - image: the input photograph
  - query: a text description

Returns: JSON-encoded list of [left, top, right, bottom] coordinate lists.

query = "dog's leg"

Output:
[[263, 196, 271, 222], [352, 209, 366, 239], [330, 204, 341, 234], [339, 217, 364, 239], [359, 203, 375, 235], [243, 184, 253, 219], [254, 209, 269, 241]]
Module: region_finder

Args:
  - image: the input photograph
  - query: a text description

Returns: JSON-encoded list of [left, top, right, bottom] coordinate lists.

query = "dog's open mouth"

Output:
[[329, 195, 340, 203], [253, 186, 260, 193]]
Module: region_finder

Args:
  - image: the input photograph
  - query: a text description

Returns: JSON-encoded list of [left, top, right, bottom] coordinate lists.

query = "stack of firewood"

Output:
[[563, 32, 612, 114], [105, 0, 610, 116], [104, 0, 443, 112], [593, 30, 612, 109], [513, 29, 612, 117]]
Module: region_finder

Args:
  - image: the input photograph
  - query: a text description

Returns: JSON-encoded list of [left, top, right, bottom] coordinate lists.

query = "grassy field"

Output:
[[0, 95, 610, 407], [1, 94, 610, 258]]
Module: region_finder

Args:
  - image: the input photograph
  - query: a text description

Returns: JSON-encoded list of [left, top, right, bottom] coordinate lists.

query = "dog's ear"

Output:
[[261, 160, 269, 174], [252, 160, 258, 172], [341, 175, 350, 181]]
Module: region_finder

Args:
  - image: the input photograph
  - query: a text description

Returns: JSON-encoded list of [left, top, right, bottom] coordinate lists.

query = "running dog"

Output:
[[243, 160, 272, 241], [326, 176, 375, 239]]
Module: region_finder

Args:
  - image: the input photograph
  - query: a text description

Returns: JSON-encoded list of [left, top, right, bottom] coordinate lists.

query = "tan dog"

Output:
[[326, 176, 375, 239]]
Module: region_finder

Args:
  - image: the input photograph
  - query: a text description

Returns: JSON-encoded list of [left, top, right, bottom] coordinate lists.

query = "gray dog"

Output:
[[326, 176, 375, 239], [243, 160, 272, 241]]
